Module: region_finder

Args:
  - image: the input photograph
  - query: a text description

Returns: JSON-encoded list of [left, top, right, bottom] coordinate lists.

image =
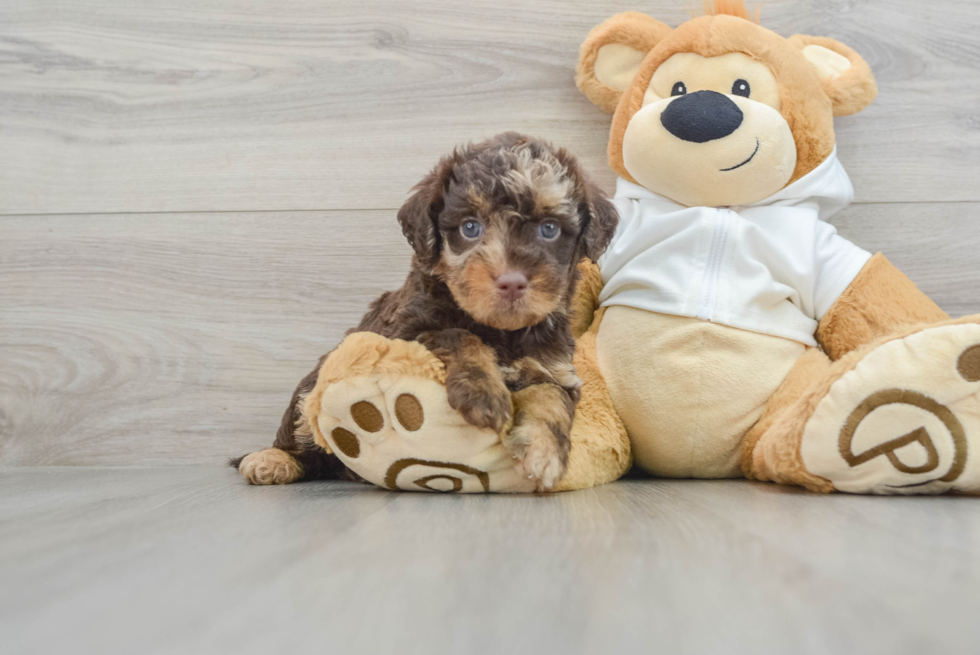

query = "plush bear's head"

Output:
[[576, 1, 878, 207]]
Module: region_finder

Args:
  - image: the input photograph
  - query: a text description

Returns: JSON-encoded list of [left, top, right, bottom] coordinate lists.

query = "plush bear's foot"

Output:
[[302, 333, 536, 493], [239, 448, 304, 485], [799, 319, 980, 494]]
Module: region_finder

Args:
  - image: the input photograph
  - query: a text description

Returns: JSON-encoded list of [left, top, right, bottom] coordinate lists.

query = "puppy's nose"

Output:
[[661, 90, 744, 143], [495, 272, 528, 301]]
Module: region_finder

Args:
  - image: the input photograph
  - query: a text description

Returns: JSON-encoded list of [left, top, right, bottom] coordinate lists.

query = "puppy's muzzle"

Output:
[[495, 271, 528, 302]]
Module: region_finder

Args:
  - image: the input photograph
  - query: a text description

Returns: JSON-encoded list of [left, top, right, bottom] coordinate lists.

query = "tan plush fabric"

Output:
[[801, 322, 980, 494], [642, 51, 782, 108], [700, 0, 760, 22], [303, 333, 532, 492], [816, 252, 949, 360], [608, 15, 838, 187], [595, 308, 804, 478], [789, 35, 878, 117], [302, 330, 629, 493], [747, 315, 980, 494], [594, 44, 647, 94], [742, 347, 835, 492], [577, 9, 877, 194], [576, 12, 672, 114], [622, 84, 797, 207], [569, 7, 978, 496], [570, 258, 603, 339], [555, 310, 633, 491]]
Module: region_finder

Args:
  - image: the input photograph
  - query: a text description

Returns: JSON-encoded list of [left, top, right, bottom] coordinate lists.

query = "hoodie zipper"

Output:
[[695, 208, 733, 321]]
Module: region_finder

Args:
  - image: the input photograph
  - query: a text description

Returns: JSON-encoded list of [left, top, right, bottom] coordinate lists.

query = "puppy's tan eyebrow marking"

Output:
[[466, 187, 493, 215]]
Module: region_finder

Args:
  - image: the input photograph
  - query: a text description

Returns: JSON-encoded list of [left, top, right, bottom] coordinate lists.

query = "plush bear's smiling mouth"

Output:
[[720, 138, 760, 172]]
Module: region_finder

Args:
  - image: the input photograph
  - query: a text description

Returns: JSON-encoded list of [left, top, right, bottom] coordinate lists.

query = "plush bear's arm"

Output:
[[571, 258, 605, 338], [816, 252, 948, 360]]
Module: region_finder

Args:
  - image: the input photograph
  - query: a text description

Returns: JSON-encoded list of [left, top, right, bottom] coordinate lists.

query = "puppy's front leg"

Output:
[[417, 329, 512, 433], [502, 358, 578, 491]]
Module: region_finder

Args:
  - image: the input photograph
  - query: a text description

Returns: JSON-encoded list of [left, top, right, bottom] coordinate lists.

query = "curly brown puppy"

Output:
[[232, 132, 618, 490]]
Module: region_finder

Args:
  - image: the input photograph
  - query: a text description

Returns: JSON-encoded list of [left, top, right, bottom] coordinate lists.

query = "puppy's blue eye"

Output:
[[538, 221, 560, 240], [460, 221, 483, 239]]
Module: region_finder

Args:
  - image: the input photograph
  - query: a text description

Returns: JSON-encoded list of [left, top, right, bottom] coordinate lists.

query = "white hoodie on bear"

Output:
[[597, 149, 870, 346]]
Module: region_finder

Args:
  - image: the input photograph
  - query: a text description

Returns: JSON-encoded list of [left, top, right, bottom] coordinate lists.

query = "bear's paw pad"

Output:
[[309, 373, 535, 493], [802, 323, 980, 494]]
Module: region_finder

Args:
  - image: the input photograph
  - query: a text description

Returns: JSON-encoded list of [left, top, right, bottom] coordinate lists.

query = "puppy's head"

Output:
[[398, 133, 617, 331]]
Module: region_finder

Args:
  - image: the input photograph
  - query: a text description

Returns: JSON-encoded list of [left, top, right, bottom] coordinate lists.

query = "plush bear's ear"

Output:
[[397, 152, 458, 273], [789, 35, 878, 117], [577, 12, 673, 114]]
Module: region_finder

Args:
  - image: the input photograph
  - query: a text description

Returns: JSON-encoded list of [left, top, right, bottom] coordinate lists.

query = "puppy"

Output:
[[232, 133, 618, 490]]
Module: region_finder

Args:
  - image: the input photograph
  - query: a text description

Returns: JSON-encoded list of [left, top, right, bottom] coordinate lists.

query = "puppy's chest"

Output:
[[469, 327, 543, 366]]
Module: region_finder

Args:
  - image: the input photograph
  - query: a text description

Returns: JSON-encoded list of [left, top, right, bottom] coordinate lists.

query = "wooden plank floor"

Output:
[[3, 467, 980, 655]]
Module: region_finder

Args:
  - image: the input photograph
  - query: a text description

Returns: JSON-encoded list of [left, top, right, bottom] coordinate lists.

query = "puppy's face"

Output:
[[398, 134, 618, 331], [435, 149, 582, 330]]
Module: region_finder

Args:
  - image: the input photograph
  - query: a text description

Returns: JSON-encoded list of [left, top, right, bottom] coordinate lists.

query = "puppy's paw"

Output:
[[238, 448, 303, 485], [505, 417, 569, 491], [446, 369, 512, 433]]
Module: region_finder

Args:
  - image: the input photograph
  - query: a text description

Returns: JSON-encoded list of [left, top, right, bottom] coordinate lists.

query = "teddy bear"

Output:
[[571, 1, 980, 494], [301, 0, 980, 494]]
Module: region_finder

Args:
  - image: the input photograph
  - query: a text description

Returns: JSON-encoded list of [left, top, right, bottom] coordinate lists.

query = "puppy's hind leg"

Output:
[[232, 445, 354, 485], [231, 353, 357, 485], [234, 448, 304, 485]]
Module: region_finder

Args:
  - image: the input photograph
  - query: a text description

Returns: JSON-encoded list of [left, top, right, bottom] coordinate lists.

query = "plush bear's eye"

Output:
[[671, 81, 687, 96], [732, 79, 751, 97], [460, 220, 484, 239], [538, 221, 560, 240]]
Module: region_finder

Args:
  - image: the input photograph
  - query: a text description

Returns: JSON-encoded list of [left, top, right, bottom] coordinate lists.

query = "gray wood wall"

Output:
[[2, 0, 979, 466]]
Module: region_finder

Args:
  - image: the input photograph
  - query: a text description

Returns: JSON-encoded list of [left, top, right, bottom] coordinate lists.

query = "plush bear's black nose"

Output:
[[660, 90, 744, 143]]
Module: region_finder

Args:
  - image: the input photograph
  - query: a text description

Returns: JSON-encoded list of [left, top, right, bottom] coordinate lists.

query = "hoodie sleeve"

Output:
[[811, 220, 871, 320]]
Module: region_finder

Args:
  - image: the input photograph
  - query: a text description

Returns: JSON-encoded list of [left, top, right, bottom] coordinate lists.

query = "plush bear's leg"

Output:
[[742, 348, 835, 492], [747, 316, 980, 494], [816, 253, 948, 360]]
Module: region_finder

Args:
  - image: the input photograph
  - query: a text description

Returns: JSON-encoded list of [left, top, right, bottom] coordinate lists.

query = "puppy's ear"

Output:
[[579, 181, 619, 262], [556, 148, 619, 262], [397, 153, 458, 272]]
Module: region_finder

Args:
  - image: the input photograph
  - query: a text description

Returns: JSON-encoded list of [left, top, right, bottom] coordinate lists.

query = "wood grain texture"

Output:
[[0, 210, 411, 465], [2, 0, 979, 215], [3, 468, 980, 655], [3, 202, 980, 466]]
